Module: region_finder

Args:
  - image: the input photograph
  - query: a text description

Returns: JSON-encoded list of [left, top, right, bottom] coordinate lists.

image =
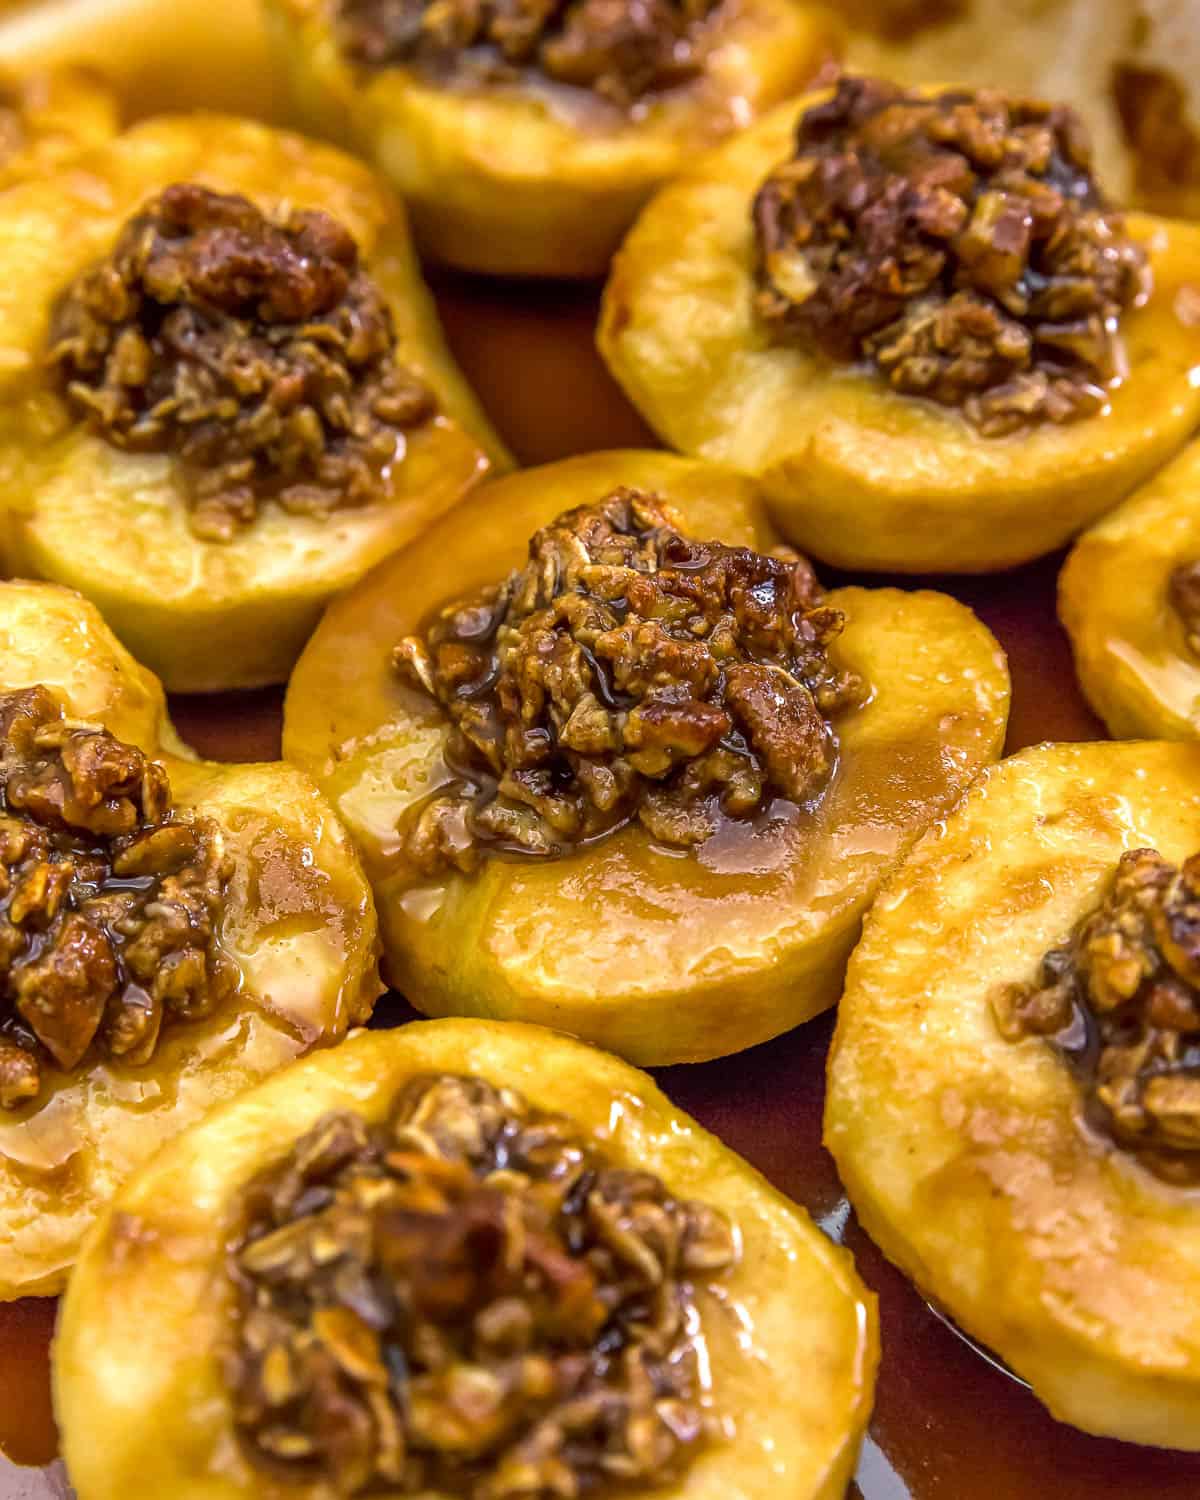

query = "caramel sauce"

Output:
[[0, 1298, 56, 1468], [3, 276, 1197, 1498]]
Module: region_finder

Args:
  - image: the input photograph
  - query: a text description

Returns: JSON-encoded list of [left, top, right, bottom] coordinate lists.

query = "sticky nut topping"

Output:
[[753, 77, 1151, 436], [229, 1072, 738, 1498], [0, 686, 235, 1110], [994, 848, 1200, 1182], [393, 487, 866, 873], [47, 182, 435, 543], [335, 0, 723, 109]]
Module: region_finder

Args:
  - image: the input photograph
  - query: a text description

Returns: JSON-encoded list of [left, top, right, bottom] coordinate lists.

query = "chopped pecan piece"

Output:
[[393, 488, 866, 871], [229, 1072, 737, 1497], [47, 183, 435, 543], [753, 77, 1151, 436], [335, 0, 722, 108], [994, 847, 1200, 1181], [0, 685, 236, 1107]]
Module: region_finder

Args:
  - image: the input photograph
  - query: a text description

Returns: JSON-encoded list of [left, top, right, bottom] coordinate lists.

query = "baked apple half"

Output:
[[0, 67, 116, 188], [826, 740, 1200, 1447], [262, 0, 838, 277], [0, 579, 381, 1298], [599, 76, 1200, 573], [56, 1017, 878, 1499], [0, 0, 286, 121], [1059, 438, 1200, 740], [0, 112, 505, 693], [284, 450, 1010, 1064]]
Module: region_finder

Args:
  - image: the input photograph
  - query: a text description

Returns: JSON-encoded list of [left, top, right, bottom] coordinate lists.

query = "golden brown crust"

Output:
[[1059, 440, 1200, 741], [57, 1020, 878, 1500], [284, 450, 1009, 1064], [0, 113, 506, 692], [598, 89, 1200, 573], [264, 0, 838, 275], [0, 581, 382, 1298], [827, 741, 1200, 1448]]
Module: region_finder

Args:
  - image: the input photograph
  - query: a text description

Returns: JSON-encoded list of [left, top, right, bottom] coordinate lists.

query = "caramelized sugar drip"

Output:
[[229, 1073, 737, 1498], [1169, 559, 1200, 658], [47, 183, 435, 542], [0, 82, 29, 168], [1112, 63, 1200, 209], [0, 686, 235, 1110], [335, 0, 723, 109], [994, 848, 1200, 1182], [753, 76, 1151, 436], [393, 488, 866, 872], [835, 0, 966, 42]]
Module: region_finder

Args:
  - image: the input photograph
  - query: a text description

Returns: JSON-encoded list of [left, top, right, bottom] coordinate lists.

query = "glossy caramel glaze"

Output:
[[0, 583, 383, 1300], [4, 276, 1199, 1500], [1059, 439, 1200, 739], [0, 115, 506, 694], [265, 0, 838, 277], [598, 94, 1200, 574], [285, 449, 1008, 1063]]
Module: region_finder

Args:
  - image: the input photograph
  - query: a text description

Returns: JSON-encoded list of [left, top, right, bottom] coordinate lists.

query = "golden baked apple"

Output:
[[0, 112, 506, 693], [0, 0, 287, 122], [837, 0, 1200, 219], [284, 450, 1010, 1065], [57, 1017, 878, 1500], [1059, 437, 1200, 740], [598, 77, 1200, 573], [0, 578, 381, 1298], [826, 739, 1200, 1448], [262, 0, 839, 277], [0, 67, 116, 188]]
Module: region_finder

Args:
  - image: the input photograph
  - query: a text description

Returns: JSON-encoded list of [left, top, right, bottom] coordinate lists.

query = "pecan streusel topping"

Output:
[[0, 686, 235, 1108], [48, 183, 435, 542], [336, 0, 723, 109], [393, 487, 866, 872], [994, 847, 1200, 1182], [229, 1072, 737, 1498], [753, 77, 1151, 436]]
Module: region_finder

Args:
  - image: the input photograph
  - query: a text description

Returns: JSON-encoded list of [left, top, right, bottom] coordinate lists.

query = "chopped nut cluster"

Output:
[[753, 77, 1151, 436], [994, 848, 1200, 1181], [48, 182, 435, 542], [335, 0, 722, 109], [0, 686, 235, 1109], [1169, 559, 1200, 658], [393, 488, 866, 872], [230, 1072, 737, 1497]]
